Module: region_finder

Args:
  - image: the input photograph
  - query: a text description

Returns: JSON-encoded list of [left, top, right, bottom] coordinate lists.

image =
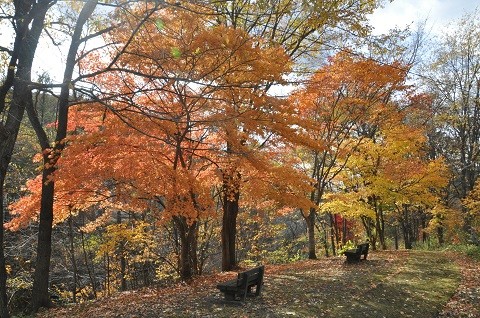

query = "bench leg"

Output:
[[224, 292, 236, 301], [239, 289, 248, 301]]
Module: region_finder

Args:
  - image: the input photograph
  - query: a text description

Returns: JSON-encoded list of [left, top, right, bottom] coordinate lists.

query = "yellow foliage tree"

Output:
[[322, 94, 450, 249], [290, 51, 411, 256]]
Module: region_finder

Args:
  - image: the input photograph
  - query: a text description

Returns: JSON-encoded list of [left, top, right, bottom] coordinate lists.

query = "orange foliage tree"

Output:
[[8, 5, 299, 280], [289, 52, 412, 257], [209, 0, 381, 270]]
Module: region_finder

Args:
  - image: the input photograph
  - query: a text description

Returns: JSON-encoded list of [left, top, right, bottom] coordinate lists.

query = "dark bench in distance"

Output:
[[344, 242, 369, 263], [217, 265, 264, 301]]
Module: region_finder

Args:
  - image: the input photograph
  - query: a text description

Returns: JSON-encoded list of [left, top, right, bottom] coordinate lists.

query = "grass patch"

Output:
[[38, 250, 462, 318], [257, 250, 460, 318], [443, 244, 480, 261]]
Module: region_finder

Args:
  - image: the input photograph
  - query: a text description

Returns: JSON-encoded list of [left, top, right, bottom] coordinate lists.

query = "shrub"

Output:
[[338, 240, 356, 255]]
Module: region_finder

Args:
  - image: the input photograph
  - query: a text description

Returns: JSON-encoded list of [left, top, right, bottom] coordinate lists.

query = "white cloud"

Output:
[[368, 0, 478, 35]]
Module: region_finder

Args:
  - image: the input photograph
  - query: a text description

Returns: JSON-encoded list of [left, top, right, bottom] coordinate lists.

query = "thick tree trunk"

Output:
[[421, 213, 429, 244], [361, 216, 376, 250], [401, 207, 413, 249], [375, 206, 386, 250], [189, 224, 199, 275], [0, 106, 24, 318], [221, 194, 239, 271], [174, 216, 198, 280], [306, 208, 317, 259], [437, 224, 445, 246], [31, 163, 55, 310], [221, 170, 240, 271]]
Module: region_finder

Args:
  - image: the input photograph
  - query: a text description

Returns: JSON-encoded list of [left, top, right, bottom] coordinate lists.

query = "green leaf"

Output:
[[155, 18, 164, 31], [171, 47, 181, 59]]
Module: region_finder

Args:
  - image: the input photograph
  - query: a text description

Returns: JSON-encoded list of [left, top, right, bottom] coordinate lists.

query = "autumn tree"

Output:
[[205, 0, 382, 268], [289, 52, 411, 257], [93, 5, 291, 279], [422, 10, 480, 244], [321, 80, 450, 250], [1, 0, 169, 312], [9, 4, 293, 281]]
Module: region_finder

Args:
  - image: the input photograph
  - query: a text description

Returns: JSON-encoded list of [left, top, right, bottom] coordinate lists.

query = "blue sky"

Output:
[[368, 0, 479, 35]]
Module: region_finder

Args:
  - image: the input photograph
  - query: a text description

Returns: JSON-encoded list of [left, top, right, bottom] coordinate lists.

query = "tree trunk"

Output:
[[361, 216, 376, 250], [120, 253, 127, 291], [105, 253, 110, 296], [189, 224, 199, 275], [401, 206, 413, 249], [329, 214, 337, 256], [421, 212, 429, 244], [0, 105, 22, 318], [437, 222, 445, 246], [0, 3, 52, 315], [376, 206, 386, 250], [323, 224, 329, 258], [81, 231, 97, 299], [68, 216, 78, 303], [0, 113, 22, 318], [221, 170, 240, 271], [342, 218, 347, 245], [29, 1, 98, 312], [394, 225, 399, 250], [174, 216, 198, 280], [117, 212, 127, 291], [31, 162, 55, 310], [306, 208, 317, 259]]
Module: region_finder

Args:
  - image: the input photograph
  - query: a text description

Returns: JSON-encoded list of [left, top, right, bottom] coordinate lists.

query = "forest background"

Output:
[[0, 0, 480, 316]]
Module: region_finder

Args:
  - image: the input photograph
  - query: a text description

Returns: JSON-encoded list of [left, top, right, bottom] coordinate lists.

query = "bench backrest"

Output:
[[236, 265, 264, 288], [357, 243, 369, 254]]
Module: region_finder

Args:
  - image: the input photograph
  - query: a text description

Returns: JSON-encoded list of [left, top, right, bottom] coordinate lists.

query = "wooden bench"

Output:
[[344, 242, 369, 263], [217, 265, 264, 301]]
